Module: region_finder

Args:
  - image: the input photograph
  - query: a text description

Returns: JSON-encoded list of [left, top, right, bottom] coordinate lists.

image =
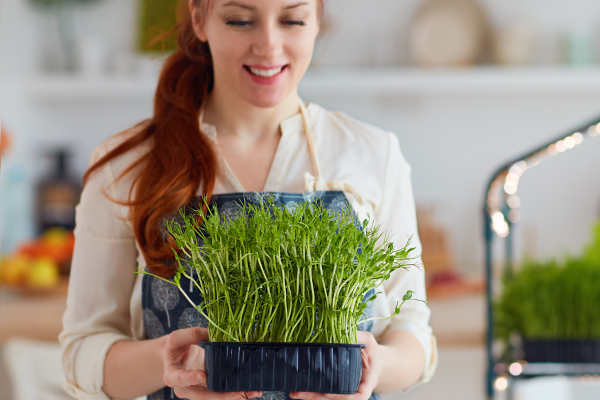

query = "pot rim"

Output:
[[200, 341, 366, 348]]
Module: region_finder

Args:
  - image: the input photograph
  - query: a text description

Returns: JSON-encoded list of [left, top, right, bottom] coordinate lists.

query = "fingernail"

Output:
[[324, 394, 334, 399]]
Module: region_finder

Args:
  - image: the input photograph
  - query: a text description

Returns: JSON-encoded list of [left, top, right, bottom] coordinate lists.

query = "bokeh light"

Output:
[[507, 195, 521, 209], [564, 136, 575, 149], [494, 376, 508, 391], [508, 210, 521, 223], [508, 363, 523, 376], [504, 181, 517, 195]]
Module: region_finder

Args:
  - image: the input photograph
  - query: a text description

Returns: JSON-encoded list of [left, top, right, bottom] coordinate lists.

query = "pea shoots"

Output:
[[139, 199, 423, 344]]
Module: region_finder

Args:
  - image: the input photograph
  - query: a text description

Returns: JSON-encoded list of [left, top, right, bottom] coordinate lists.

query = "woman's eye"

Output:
[[283, 20, 306, 26], [226, 20, 252, 27]]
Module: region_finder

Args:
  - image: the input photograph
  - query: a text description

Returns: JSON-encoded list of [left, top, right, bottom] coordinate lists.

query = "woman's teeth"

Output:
[[249, 66, 284, 78]]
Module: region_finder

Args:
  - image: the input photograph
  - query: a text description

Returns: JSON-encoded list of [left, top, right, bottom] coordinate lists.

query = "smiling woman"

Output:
[[59, 1, 437, 400], [197, 0, 321, 108]]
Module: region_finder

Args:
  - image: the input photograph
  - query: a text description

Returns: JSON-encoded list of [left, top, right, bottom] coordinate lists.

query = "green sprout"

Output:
[[496, 220, 600, 342], [138, 199, 423, 344]]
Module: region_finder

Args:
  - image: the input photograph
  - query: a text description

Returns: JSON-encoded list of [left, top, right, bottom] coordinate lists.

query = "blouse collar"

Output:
[[198, 100, 321, 193]]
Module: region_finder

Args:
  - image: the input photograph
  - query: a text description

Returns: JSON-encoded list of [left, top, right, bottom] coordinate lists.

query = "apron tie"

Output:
[[300, 100, 366, 206], [303, 171, 366, 205]]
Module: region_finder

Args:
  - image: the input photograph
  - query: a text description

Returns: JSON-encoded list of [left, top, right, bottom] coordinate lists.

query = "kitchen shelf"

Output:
[[27, 66, 600, 102], [27, 74, 158, 102], [302, 66, 600, 96], [0, 278, 69, 344]]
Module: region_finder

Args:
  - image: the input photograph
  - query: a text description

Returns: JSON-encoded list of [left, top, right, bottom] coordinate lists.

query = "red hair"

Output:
[[83, 0, 323, 278]]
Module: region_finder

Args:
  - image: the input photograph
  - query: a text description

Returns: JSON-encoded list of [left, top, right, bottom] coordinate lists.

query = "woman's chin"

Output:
[[244, 90, 293, 109]]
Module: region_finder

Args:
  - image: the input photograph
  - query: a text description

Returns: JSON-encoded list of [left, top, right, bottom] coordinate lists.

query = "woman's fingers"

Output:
[[163, 327, 210, 390], [161, 328, 263, 400], [289, 390, 367, 400], [164, 327, 208, 360], [289, 384, 374, 400], [182, 340, 206, 371], [174, 385, 262, 400], [164, 367, 205, 388]]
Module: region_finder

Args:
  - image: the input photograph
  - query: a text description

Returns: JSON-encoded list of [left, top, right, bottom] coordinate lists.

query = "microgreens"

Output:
[[496, 259, 600, 340], [138, 199, 422, 344], [496, 221, 600, 341]]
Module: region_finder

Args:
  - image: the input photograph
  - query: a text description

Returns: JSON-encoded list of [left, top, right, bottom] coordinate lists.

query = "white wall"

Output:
[[2, 0, 600, 275]]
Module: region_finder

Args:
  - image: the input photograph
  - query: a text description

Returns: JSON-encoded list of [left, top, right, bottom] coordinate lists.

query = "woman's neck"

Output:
[[202, 87, 301, 141]]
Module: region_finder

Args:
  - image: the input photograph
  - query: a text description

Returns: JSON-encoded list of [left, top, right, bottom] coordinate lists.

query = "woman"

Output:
[[59, 1, 437, 400]]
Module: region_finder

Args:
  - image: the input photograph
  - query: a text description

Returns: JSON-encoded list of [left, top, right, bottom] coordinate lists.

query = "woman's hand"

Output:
[[289, 331, 384, 400], [163, 327, 263, 400]]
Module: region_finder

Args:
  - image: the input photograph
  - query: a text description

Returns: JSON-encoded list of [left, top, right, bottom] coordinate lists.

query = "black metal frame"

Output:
[[484, 116, 600, 399]]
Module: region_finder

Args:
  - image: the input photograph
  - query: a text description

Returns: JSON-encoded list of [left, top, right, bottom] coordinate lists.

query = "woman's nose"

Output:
[[252, 22, 283, 60]]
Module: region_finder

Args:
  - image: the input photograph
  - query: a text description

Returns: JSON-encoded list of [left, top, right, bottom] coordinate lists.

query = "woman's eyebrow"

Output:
[[222, 1, 255, 10], [221, 1, 310, 10], [284, 1, 309, 10]]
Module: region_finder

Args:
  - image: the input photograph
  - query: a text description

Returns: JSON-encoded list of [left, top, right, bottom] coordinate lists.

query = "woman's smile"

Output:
[[244, 64, 289, 85]]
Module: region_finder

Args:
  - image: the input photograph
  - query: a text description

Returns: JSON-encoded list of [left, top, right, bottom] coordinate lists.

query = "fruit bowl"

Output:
[[1, 276, 69, 297]]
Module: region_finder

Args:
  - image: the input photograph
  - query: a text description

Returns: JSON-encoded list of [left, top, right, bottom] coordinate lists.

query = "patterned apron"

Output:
[[142, 102, 381, 400]]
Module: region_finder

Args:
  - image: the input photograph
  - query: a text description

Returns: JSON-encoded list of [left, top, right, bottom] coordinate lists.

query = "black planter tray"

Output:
[[201, 342, 366, 394], [523, 339, 600, 363]]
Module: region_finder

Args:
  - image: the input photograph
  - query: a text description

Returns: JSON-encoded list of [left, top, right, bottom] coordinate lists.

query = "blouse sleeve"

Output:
[[374, 132, 438, 391], [59, 143, 139, 400]]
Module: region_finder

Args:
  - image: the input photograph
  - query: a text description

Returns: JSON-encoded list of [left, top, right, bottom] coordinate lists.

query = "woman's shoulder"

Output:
[[311, 103, 406, 171], [312, 103, 390, 146], [309, 103, 387, 139], [91, 120, 154, 166], [86, 121, 154, 202]]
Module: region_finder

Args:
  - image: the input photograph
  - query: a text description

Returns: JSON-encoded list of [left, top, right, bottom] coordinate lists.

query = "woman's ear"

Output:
[[189, 0, 208, 42]]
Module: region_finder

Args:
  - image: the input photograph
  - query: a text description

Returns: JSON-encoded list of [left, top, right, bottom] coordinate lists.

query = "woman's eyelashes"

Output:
[[283, 20, 306, 26], [226, 20, 252, 27], [224, 19, 306, 28]]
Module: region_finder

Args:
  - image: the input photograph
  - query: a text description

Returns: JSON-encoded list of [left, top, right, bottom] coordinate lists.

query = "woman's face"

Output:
[[191, 0, 320, 108]]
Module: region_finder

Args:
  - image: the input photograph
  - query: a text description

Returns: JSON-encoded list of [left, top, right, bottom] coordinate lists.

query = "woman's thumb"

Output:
[[166, 327, 209, 354]]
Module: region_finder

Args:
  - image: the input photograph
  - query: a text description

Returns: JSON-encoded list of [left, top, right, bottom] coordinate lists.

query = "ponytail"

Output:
[[83, 7, 216, 278]]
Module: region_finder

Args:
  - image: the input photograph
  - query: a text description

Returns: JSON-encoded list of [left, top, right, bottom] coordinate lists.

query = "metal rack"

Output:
[[484, 116, 600, 399]]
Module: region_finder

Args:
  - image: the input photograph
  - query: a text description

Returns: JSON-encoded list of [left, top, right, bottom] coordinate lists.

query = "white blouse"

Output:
[[59, 102, 438, 400]]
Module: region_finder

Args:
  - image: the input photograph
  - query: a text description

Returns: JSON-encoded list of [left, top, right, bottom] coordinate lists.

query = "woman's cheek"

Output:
[[288, 36, 316, 69]]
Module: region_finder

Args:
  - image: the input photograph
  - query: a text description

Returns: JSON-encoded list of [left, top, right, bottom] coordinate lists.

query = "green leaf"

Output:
[[402, 290, 415, 302]]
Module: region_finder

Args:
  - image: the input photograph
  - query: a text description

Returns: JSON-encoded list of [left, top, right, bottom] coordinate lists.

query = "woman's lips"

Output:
[[244, 65, 288, 85]]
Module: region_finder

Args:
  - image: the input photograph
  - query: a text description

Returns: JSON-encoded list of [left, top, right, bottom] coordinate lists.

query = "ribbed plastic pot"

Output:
[[201, 342, 365, 394], [523, 339, 600, 363]]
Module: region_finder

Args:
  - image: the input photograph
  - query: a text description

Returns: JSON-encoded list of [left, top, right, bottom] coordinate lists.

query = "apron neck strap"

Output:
[[299, 100, 324, 181]]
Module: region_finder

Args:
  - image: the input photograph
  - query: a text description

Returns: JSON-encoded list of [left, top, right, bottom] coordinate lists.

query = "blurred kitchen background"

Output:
[[2, 0, 600, 399]]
